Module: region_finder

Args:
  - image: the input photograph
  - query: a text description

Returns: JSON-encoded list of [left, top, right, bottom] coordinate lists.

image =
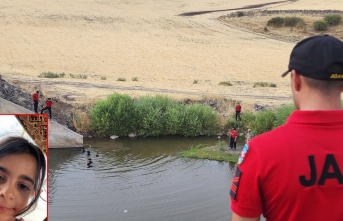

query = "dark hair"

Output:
[[36, 91, 39, 94], [0, 137, 46, 217]]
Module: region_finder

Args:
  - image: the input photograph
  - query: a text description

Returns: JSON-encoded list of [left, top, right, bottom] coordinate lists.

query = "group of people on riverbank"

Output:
[[32, 91, 53, 119]]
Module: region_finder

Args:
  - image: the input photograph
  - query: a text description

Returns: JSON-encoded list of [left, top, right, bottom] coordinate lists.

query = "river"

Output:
[[48, 136, 241, 221]]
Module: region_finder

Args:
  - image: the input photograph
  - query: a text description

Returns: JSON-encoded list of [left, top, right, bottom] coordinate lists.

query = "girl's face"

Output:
[[0, 154, 37, 221]]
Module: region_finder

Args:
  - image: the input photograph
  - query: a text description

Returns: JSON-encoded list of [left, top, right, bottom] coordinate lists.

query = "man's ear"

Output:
[[291, 70, 302, 92]]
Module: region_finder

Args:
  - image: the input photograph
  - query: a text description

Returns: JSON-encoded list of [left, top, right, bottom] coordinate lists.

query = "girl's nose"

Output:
[[0, 183, 15, 199]]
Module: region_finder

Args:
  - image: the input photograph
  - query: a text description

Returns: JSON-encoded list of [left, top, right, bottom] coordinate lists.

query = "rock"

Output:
[[110, 135, 119, 139], [128, 133, 137, 138]]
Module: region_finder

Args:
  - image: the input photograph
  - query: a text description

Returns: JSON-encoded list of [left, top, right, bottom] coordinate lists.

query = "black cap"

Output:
[[282, 35, 343, 80]]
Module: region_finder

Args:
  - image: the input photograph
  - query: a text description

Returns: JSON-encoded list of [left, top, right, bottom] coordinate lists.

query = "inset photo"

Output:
[[0, 114, 47, 221]]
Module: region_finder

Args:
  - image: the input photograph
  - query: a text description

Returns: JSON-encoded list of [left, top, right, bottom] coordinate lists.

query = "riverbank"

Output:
[[179, 141, 241, 163]]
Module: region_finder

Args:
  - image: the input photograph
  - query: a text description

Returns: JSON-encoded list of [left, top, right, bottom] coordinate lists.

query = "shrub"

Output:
[[219, 81, 233, 86], [165, 105, 185, 135], [267, 17, 284, 27], [324, 14, 342, 25], [270, 83, 277, 87], [273, 105, 295, 128], [101, 76, 106, 80], [253, 82, 269, 87], [132, 77, 138, 81], [284, 16, 305, 27], [239, 112, 256, 132], [38, 72, 65, 78], [313, 20, 328, 31], [117, 77, 126, 81], [264, 27, 268, 32], [134, 95, 165, 137], [236, 11, 244, 17], [193, 80, 198, 84], [181, 104, 204, 137], [90, 93, 137, 136], [254, 110, 276, 135], [70, 74, 87, 79]]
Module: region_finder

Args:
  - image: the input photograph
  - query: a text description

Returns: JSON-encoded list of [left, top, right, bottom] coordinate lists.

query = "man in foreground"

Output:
[[230, 35, 343, 221]]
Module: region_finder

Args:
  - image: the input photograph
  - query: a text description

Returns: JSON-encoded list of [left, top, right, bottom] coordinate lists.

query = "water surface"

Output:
[[49, 136, 240, 221]]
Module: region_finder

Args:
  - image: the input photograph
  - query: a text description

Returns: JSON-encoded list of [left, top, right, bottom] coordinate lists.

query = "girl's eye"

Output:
[[0, 176, 4, 181], [18, 184, 30, 191]]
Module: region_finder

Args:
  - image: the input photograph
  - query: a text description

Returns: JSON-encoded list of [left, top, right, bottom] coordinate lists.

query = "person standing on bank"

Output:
[[40, 98, 52, 120], [229, 127, 238, 150], [235, 102, 241, 121], [230, 35, 343, 221], [32, 91, 39, 113]]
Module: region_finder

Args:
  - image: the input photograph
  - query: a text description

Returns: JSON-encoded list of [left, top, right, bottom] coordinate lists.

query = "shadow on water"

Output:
[[49, 136, 241, 221], [178, 1, 289, 16]]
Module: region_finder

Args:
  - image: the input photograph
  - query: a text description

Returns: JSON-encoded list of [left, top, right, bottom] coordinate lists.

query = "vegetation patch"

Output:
[[219, 81, 233, 86], [193, 80, 198, 84], [179, 143, 240, 163], [313, 20, 328, 31], [70, 74, 87, 79], [90, 93, 219, 137], [283, 16, 305, 28], [324, 14, 342, 25], [131, 77, 138, 81], [38, 71, 65, 78], [236, 11, 244, 17], [267, 17, 284, 27], [253, 82, 276, 87], [117, 77, 126, 81], [101, 76, 106, 80]]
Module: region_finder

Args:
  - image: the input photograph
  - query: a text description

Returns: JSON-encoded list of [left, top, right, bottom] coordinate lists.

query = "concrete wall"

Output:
[[0, 97, 83, 148]]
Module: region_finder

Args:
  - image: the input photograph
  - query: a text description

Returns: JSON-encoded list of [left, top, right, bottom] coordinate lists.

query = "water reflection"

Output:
[[49, 136, 241, 221]]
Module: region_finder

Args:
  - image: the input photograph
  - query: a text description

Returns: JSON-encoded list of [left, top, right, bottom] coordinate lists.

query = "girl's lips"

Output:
[[0, 205, 11, 211]]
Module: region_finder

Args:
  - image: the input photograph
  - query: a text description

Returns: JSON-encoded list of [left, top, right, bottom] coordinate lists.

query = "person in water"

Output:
[[96, 152, 99, 157], [87, 150, 90, 156], [87, 158, 93, 168], [0, 137, 46, 221]]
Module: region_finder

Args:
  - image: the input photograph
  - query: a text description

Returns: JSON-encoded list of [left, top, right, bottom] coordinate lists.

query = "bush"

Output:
[[237, 11, 244, 17], [324, 14, 342, 25], [101, 76, 106, 80], [313, 20, 328, 31], [254, 110, 276, 135], [273, 105, 295, 128], [267, 17, 284, 27], [90, 93, 137, 136], [70, 74, 87, 79], [117, 77, 126, 81], [270, 83, 277, 87], [239, 112, 256, 132], [38, 72, 65, 78], [134, 95, 165, 137], [132, 77, 138, 81], [193, 80, 198, 84], [284, 16, 305, 27], [165, 105, 185, 135], [219, 81, 233, 86]]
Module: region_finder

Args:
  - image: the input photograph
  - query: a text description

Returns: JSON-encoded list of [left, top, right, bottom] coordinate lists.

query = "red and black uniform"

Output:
[[230, 110, 343, 220], [235, 104, 241, 121], [32, 92, 39, 113], [41, 99, 53, 119], [229, 129, 238, 150]]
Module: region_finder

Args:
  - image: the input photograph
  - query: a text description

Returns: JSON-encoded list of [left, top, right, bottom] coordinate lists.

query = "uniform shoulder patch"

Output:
[[237, 143, 249, 166], [230, 167, 242, 200]]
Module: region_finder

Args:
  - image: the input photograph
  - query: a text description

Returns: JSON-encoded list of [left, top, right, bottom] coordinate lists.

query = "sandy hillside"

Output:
[[1, 0, 342, 107]]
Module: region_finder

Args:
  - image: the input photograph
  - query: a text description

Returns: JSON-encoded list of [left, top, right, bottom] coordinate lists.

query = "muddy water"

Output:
[[48, 136, 241, 221]]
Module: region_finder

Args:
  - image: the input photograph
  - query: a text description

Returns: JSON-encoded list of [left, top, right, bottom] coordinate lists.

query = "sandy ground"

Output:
[[1, 0, 343, 109]]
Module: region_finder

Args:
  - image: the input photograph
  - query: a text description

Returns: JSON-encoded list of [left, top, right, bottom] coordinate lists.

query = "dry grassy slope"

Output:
[[1, 0, 342, 112], [219, 11, 343, 43]]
